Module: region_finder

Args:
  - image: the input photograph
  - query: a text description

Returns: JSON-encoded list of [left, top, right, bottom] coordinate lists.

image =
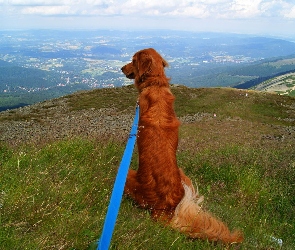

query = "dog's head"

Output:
[[121, 48, 168, 88]]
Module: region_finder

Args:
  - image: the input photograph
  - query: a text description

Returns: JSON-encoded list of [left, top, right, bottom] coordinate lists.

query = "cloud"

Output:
[[1, 0, 295, 19], [8, 0, 65, 6], [226, 0, 263, 18], [21, 5, 75, 15], [284, 6, 295, 18]]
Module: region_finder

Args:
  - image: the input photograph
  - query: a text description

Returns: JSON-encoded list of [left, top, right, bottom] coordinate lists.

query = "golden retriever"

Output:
[[121, 48, 243, 244]]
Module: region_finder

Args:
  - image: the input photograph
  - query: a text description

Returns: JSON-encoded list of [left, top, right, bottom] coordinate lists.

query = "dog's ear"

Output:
[[137, 51, 153, 80], [162, 59, 169, 68]]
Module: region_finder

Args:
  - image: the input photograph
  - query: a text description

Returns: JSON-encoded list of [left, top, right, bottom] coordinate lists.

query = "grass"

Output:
[[173, 86, 294, 125], [1, 139, 294, 249], [1, 139, 122, 249], [1, 86, 295, 249], [67, 86, 138, 113]]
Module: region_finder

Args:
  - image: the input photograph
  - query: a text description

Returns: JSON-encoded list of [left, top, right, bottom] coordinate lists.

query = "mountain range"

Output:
[[1, 30, 295, 111]]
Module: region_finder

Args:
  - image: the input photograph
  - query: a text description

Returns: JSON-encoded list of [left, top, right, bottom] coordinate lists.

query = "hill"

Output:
[[251, 72, 295, 96], [1, 85, 295, 249]]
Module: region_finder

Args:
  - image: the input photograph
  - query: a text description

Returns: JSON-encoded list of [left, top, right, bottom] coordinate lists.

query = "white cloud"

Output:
[[284, 6, 295, 18], [227, 0, 263, 18], [1, 0, 295, 20], [167, 5, 210, 18], [8, 0, 65, 5], [21, 5, 75, 15]]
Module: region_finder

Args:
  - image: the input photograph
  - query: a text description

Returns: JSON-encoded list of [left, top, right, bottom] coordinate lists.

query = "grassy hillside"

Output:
[[252, 72, 295, 97], [1, 85, 295, 249]]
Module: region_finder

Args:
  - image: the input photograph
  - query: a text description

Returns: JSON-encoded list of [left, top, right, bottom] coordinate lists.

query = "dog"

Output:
[[121, 48, 243, 244]]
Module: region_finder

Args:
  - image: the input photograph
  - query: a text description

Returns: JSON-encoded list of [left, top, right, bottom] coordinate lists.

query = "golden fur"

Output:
[[121, 48, 243, 244]]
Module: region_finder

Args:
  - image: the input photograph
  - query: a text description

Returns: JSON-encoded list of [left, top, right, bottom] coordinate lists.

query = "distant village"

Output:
[[1, 30, 293, 95], [0, 47, 256, 94]]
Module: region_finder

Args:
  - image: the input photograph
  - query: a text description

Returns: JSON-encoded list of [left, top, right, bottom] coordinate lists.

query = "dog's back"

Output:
[[135, 85, 184, 217]]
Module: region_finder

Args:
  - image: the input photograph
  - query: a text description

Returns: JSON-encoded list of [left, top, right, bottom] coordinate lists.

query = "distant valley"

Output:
[[1, 29, 295, 111]]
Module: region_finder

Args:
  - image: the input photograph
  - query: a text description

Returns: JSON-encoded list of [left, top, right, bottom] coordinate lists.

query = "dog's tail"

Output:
[[170, 183, 243, 244]]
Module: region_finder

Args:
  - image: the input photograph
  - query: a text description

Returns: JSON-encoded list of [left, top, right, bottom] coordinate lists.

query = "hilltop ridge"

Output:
[[1, 85, 294, 148]]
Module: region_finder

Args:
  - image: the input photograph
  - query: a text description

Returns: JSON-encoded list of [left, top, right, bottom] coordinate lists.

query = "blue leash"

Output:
[[97, 102, 139, 250]]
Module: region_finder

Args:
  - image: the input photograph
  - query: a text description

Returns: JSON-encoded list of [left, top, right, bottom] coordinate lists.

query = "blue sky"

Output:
[[1, 0, 295, 38]]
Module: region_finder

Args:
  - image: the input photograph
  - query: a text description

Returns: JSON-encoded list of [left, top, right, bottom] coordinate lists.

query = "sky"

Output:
[[1, 0, 295, 38]]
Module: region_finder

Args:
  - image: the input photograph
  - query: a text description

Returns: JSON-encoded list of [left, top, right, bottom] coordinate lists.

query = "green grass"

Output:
[[173, 86, 294, 125], [1, 139, 294, 249], [178, 147, 295, 249], [66, 86, 138, 112], [0, 139, 122, 249], [1, 86, 295, 249]]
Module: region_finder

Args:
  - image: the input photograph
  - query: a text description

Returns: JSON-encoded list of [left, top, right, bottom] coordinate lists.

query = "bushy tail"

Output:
[[170, 183, 243, 244]]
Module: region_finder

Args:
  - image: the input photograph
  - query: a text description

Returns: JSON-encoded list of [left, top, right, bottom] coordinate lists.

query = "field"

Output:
[[1, 86, 295, 249], [253, 73, 295, 97]]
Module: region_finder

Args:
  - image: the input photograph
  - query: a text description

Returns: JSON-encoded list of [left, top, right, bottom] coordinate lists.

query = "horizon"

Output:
[[0, 28, 294, 44], [1, 1, 295, 40]]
